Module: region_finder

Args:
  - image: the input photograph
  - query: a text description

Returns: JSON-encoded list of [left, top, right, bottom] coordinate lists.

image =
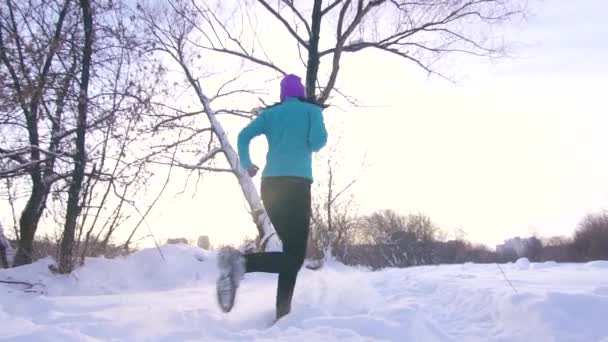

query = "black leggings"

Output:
[[245, 177, 311, 317]]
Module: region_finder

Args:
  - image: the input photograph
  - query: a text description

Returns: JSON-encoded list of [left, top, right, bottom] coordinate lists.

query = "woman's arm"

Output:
[[308, 106, 328, 152], [238, 113, 266, 170]]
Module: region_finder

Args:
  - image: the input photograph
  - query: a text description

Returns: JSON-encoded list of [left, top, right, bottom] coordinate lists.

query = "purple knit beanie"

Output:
[[280, 74, 305, 101]]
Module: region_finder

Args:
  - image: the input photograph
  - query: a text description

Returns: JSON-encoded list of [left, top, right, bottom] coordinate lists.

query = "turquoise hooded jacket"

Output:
[[237, 97, 328, 181]]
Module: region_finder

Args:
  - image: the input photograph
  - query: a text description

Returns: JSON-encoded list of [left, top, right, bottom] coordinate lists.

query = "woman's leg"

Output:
[[244, 177, 311, 318]]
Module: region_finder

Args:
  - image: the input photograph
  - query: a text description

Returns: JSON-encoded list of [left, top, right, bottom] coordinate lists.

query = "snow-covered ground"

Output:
[[1, 245, 608, 341]]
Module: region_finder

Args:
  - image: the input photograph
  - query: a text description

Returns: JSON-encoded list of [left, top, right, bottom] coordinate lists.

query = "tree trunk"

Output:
[[201, 97, 282, 252], [56, 0, 92, 273], [0, 247, 7, 269], [0, 223, 10, 268], [171, 50, 282, 251], [305, 0, 323, 101], [13, 182, 48, 266]]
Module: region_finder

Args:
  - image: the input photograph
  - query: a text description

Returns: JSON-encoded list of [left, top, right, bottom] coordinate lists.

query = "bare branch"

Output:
[[6, 0, 31, 85], [0, 160, 43, 178], [148, 160, 233, 174], [256, 0, 309, 48], [143, 128, 214, 161], [320, 0, 385, 103], [197, 147, 223, 166], [194, 44, 286, 75], [280, 0, 311, 36], [0, 147, 28, 165], [168, 0, 286, 75], [331, 179, 357, 204], [123, 134, 181, 250], [0, 18, 30, 115], [215, 109, 255, 119], [51, 112, 123, 142], [332, 87, 362, 107], [151, 110, 206, 131], [375, 45, 453, 82], [322, 0, 344, 16]]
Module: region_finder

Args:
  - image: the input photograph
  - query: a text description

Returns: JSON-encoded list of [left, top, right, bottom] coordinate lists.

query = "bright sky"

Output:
[[3, 0, 608, 250]]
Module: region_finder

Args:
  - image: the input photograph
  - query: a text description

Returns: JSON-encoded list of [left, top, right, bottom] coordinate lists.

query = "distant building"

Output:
[[166, 237, 189, 245], [496, 237, 532, 257]]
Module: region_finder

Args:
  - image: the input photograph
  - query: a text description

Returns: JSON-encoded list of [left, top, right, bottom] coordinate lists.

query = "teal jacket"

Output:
[[237, 98, 328, 181]]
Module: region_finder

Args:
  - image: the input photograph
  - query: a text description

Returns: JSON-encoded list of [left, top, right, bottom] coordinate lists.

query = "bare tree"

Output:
[[0, 0, 79, 265], [60, 0, 169, 268], [573, 210, 608, 262], [359, 210, 441, 266], [523, 236, 542, 261], [540, 236, 572, 263], [308, 154, 359, 260], [361, 209, 408, 244], [189, 0, 526, 105], [1, 0, 166, 267]]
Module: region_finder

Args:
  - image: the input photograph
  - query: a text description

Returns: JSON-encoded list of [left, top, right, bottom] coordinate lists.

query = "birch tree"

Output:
[[135, 1, 284, 251]]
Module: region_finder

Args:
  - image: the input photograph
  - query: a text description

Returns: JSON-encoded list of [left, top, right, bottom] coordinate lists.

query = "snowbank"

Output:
[[1, 245, 607, 341]]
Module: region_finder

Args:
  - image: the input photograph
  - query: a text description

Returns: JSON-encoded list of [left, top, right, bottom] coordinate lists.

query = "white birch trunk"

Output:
[[198, 96, 282, 252]]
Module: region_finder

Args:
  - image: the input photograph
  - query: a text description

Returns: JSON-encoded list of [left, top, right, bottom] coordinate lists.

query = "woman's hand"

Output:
[[247, 165, 259, 177]]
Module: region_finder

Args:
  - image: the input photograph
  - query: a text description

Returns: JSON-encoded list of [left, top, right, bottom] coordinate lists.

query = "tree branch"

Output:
[[196, 147, 223, 166], [280, 0, 311, 36], [0, 20, 30, 116], [374, 45, 452, 82], [0, 147, 27, 165], [320, 0, 385, 103], [0, 160, 43, 178], [148, 160, 233, 173], [6, 0, 31, 85], [322, 0, 344, 16], [195, 44, 286, 75], [256, 0, 309, 48], [123, 135, 180, 251], [214, 109, 255, 119]]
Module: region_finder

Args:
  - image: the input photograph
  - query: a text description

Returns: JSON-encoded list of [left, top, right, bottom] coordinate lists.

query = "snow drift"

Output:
[[1, 244, 607, 341]]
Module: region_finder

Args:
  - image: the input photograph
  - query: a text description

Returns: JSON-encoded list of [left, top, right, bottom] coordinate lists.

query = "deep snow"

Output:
[[1, 244, 608, 341]]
